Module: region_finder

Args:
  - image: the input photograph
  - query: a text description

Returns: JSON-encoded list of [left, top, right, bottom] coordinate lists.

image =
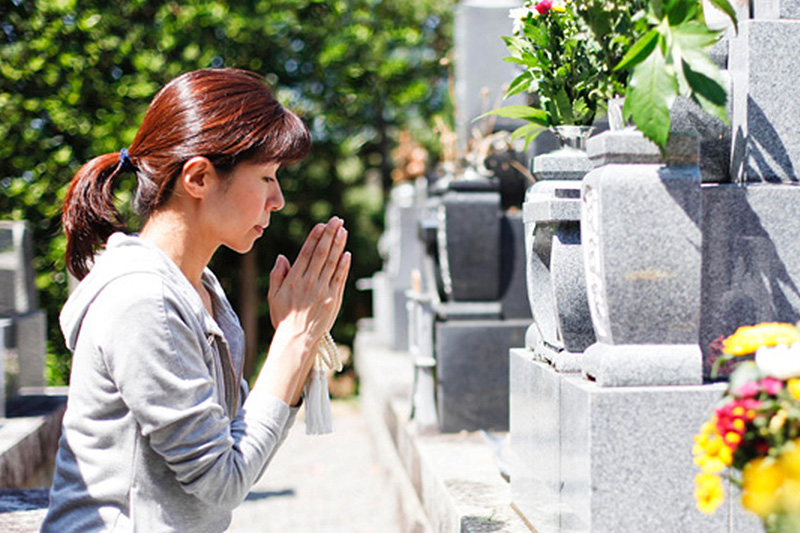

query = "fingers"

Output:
[[302, 217, 344, 280], [317, 226, 348, 285], [291, 223, 326, 279], [268, 254, 290, 297]]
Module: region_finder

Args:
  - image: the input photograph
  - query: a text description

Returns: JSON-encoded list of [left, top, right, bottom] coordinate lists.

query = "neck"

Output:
[[139, 209, 217, 288]]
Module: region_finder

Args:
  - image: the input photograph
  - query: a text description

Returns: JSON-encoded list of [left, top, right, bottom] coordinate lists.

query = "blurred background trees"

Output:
[[0, 0, 455, 385]]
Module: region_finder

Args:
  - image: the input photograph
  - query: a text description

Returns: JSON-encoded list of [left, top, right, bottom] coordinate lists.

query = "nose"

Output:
[[268, 182, 285, 212]]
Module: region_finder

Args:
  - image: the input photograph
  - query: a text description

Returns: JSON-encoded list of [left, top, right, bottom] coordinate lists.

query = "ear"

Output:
[[180, 156, 218, 200]]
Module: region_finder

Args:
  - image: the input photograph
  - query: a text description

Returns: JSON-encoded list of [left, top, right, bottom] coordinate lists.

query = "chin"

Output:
[[224, 239, 257, 255]]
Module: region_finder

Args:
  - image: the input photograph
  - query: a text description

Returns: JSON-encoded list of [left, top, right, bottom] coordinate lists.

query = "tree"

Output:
[[0, 0, 454, 384]]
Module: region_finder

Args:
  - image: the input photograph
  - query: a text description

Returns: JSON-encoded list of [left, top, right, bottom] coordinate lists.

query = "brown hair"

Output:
[[62, 68, 311, 280]]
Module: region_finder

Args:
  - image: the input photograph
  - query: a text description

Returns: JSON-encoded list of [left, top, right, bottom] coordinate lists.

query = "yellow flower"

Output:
[[780, 440, 800, 480], [693, 421, 732, 473], [777, 443, 800, 513], [723, 323, 800, 356], [788, 379, 800, 401], [695, 472, 724, 514], [741, 457, 786, 517]]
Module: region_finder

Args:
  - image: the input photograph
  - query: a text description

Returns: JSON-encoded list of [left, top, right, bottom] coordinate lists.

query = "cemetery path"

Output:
[[228, 398, 402, 533]]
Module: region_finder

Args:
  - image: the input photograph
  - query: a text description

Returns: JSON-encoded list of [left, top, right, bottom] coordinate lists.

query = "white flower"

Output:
[[755, 343, 800, 380], [509, 6, 533, 34]]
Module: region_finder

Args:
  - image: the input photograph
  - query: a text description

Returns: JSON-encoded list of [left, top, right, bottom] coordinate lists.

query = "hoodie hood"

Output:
[[60, 233, 220, 352]]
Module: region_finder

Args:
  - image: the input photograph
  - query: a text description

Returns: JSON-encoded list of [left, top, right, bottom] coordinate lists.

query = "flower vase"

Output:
[[523, 124, 596, 371], [550, 124, 594, 151]]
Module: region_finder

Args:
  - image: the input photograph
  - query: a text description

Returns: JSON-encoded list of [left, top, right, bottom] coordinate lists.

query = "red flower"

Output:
[[534, 0, 553, 15], [715, 398, 762, 452]]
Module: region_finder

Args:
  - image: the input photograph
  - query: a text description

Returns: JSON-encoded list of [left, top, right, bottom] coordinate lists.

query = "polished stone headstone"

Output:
[[454, 0, 526, 148], [730, 17, 800, 183], [0, 222, 37, 316], [700, 184, 800, 378], [371, 183, 424, 350], [437, 187, 501, 302], [753, 0, 800, 19]]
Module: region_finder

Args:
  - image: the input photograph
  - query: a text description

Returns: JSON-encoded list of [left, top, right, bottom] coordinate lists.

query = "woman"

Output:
[[41, 68, 350, 532]]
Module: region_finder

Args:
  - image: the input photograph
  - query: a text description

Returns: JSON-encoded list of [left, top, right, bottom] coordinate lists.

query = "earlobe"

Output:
[[181, 156, 216, 199]]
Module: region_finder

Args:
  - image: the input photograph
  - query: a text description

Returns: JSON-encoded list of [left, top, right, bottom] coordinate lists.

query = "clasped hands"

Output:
[[261, 217, 350, 405]]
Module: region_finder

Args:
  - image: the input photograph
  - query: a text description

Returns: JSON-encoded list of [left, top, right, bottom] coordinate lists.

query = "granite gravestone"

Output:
[[407, 177, 530, 432], [370, 182, 424, 351], [453, 0, 526, 150], [0, 222, 48, 418]]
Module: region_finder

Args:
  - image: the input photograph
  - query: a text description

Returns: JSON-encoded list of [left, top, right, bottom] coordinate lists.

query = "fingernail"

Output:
[[337, 227, 347, 239]]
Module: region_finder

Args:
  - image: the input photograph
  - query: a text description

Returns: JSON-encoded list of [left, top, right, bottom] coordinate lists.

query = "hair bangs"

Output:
[[251, 109, 311, 166]]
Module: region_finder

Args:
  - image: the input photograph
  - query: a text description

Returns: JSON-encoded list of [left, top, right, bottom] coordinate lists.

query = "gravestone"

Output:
[[0, 221, 47, 418], [370, 182, 424, 350], [407, 176, 530, 432], [730, 0, 800, 183], [510, 4, 783, 530], [453, 0, 526, 149]]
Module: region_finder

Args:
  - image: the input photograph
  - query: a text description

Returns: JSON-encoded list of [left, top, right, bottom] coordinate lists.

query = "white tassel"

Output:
[[304, 333, 341, 435]]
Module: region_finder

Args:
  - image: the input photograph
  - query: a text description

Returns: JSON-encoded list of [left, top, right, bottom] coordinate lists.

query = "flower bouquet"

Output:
[[488, 0, 739, 149], [486, 0, 608, 148], [694, 322, 800, 532]]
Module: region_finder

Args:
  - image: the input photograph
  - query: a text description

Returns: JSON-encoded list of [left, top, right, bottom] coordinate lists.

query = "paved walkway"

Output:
[[229, 398, 403, 533]]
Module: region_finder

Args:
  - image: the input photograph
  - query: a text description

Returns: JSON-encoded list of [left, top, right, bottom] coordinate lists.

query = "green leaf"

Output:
[[553, 87, 574, 124], [625, 46, 678, 148], [615, 29, 659, 72], [510, 122, 547, 151], [502, 35, 530, 58], [683, 62, 729, 123], [504, 71, 534, 100], [477, 105, 549, 125], [666, 0, 699, 26], [704, 0, 738, 32]]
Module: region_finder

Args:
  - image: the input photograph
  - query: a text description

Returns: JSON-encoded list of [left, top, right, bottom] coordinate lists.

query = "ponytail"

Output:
[[62, 153, 128, 280]]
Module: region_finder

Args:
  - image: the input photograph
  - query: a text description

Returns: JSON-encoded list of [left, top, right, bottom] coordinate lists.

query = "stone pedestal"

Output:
[[580, 130, 703, 386], [509, 350, 761, 533], [436, 319, 528, 432]]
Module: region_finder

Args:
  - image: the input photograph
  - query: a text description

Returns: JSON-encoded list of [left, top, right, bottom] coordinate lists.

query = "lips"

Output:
[[254, 225, 264, 236]]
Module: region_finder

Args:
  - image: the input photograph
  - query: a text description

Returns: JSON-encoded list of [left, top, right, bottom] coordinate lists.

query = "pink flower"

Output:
[[761, 377, 783, 395], [737, 381, 760, 398], [534, 0, 553, 15]]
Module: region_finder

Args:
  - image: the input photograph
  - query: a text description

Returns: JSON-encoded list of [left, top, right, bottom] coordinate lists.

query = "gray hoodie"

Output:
[[42, 233, 298, 532]]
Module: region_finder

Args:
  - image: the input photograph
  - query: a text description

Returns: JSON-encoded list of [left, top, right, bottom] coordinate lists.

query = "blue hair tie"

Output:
[[118, 148, 136, 173]]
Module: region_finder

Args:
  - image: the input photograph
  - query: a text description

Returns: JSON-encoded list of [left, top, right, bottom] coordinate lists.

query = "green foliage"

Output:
[[0, 0, 454, 384], [487, 1, 607, 148], [612, 0, 736, 147]]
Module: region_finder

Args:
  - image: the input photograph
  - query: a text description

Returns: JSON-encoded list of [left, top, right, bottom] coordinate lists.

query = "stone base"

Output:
[[510, 349, 761, 533], [436, 320, 528, 432], [582, 342, 703, 386]]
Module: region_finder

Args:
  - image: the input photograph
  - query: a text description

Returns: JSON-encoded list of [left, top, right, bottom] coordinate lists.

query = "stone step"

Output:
[[356, 323, 530, 533]]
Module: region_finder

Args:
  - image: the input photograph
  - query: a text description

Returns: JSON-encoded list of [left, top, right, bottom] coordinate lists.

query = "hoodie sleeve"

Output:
[[94, 274, 297, 509]]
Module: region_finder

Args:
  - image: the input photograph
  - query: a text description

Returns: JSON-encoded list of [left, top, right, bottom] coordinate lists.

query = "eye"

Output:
[[262, 176, 276, 183]]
